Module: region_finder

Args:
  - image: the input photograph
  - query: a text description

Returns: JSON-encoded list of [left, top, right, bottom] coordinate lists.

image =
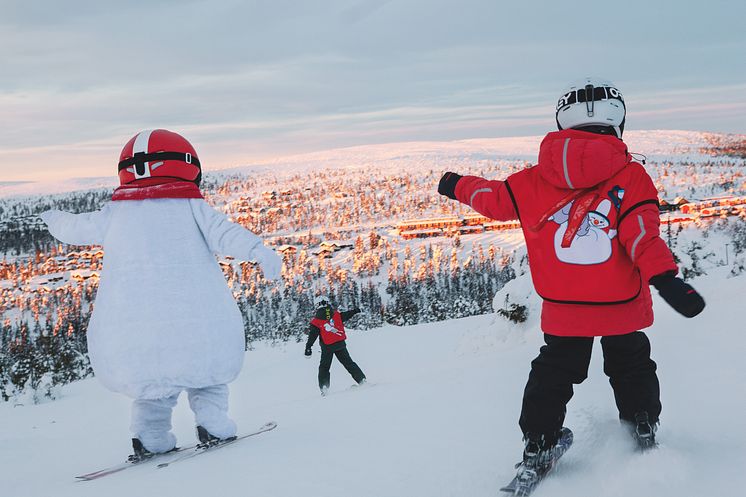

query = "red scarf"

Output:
[[112, 178, 203, 201]]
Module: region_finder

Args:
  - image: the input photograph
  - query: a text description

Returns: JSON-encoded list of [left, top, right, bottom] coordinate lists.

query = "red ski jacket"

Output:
[[311, 310, 348, 346], [453, 129, 678, 336]]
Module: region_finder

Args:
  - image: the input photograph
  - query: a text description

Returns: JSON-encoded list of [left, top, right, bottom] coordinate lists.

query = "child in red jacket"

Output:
[[437, 78, 705, 465], [304, 295, 366, 396]]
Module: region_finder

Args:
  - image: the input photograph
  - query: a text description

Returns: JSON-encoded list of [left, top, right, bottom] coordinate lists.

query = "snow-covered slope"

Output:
[[0, 176, 115, 199], [197, 129, 720, 177], [1, 268, 744, 497], [0, 130, 722, 198]]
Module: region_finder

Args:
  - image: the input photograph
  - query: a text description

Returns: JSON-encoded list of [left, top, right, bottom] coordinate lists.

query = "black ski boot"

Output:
[[127, 438, 153, 463], [629, 411, 658, 451], [522, 432, 556, 470], [196, 425, 237, 449], [501, 428, 573, 495], [513, 429, 570, 496]]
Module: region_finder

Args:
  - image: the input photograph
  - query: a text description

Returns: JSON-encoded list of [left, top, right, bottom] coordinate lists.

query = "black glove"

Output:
[[352, 307, 361, 315], [438, 172, 462, 200], [304, 347, 312, 357], [650, 273, 705, 318]]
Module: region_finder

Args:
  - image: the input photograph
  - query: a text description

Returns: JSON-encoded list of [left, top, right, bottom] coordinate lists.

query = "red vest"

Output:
[[311, 310, 347, 345]]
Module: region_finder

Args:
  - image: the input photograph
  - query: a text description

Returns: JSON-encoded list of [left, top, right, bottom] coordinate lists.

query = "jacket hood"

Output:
[[537, 129, 631, 190]]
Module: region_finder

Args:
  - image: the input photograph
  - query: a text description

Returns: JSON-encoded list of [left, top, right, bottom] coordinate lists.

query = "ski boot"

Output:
[[320, 385, 329, 397], [629, 411, 658, 451], [127, 438, 154, 463], [512, 428, 573, 496], [515, 434, 552, 495], [196, 426, 237, 449]]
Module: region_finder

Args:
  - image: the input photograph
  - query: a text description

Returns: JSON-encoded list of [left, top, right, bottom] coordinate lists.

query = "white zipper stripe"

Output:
[[630, 215, 646, 261], [469, 188, 492, 207], [132, 129, 154, 155], [562, 137, 574, 189], [131, 130, 155, 179]]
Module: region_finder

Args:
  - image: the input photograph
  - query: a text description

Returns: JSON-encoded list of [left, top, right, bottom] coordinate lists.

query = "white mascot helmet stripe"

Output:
[[556, 77, 626, 137]]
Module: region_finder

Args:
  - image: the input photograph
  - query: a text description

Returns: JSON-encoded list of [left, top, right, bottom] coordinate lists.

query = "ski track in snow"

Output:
[[1, 268, 745, 497]]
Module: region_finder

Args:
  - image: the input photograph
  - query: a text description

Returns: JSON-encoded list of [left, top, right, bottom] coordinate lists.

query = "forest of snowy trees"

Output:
[[6, 212, 745, 403], [0, 242, 515, 402]]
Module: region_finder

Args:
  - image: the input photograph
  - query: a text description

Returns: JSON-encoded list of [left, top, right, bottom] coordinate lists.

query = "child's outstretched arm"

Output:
[[617, 165, 705, 317], [304, 324, 320, 356], [40, 206, 111, 246], [339, 308, 361, 322], [437, 172, 518, 221], [189, 199, 282, 281]]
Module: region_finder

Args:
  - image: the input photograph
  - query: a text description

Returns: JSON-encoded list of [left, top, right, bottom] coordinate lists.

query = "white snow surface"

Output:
[[1, 268, 744, 497]]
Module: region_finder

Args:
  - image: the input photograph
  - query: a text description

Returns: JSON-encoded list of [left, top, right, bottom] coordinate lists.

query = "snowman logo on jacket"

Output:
[[550, 197, 619, 265], [323, 322, 344, 336]]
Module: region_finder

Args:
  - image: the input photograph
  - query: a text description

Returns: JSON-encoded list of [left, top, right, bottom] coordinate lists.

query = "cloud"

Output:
[[0, 0, 745, 181]]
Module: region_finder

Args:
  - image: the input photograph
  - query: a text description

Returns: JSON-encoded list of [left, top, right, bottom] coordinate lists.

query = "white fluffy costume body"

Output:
[[40, 130, 281, 452], [41, 199, 279, 399]]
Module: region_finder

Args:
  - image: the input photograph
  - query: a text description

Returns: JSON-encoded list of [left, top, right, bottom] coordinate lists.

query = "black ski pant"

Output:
[[519, 332, 661, 444], [318, 343, 366, 390]]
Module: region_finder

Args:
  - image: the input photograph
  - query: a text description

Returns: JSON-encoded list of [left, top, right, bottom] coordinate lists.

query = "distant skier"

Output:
[[437, 78, 705, 476], [40, 129, 281, 460], [304, 296, 366, 395]]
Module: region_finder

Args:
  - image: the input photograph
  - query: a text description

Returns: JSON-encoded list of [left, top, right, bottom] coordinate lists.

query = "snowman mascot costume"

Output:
[[41, 129, 281, 459]]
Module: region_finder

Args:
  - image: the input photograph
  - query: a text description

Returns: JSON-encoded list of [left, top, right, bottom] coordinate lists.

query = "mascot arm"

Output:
[[39, 205, 111, 246]]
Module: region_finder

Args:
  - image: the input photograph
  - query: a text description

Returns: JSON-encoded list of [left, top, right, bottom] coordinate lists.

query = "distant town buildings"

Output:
[[679, 196, 746, 217]]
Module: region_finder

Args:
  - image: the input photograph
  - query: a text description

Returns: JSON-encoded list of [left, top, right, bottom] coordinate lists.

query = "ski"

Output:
[[500, 427, 573, 496], [75, 422, 277, 480], [322, 382, 375, 397], [632, 431, 659, 452], [76, 445, 192, 481], [156, 421, 277, 469]]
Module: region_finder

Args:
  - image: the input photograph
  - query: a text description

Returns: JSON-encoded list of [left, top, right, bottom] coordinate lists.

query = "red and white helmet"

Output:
[[556, 77, 626, 137], [117, 129, 201, 186]]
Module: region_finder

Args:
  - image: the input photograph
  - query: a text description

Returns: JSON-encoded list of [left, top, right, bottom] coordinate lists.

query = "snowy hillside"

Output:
[[1, 128, 744, 496], [1, 267, 744, 497], [218, 129, 721, 176], [0, 129, 730, 199]]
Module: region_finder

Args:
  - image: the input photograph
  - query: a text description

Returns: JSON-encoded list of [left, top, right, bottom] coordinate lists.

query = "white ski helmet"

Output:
[[314, 295, 330, 308], [556, 77, 626, 137]]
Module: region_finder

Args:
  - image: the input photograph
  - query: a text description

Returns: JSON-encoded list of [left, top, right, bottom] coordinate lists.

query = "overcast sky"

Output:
[[1, 0, 744, 182]]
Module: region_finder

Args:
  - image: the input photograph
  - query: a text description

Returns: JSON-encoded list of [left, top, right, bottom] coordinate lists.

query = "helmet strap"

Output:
[[584, 84, 595, 117], [118, 151, 201, 172]]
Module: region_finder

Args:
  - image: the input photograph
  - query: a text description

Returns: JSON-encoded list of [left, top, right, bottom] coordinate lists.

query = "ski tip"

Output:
[[75, 471, 109, 481], [500, 476, 518, 493]]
